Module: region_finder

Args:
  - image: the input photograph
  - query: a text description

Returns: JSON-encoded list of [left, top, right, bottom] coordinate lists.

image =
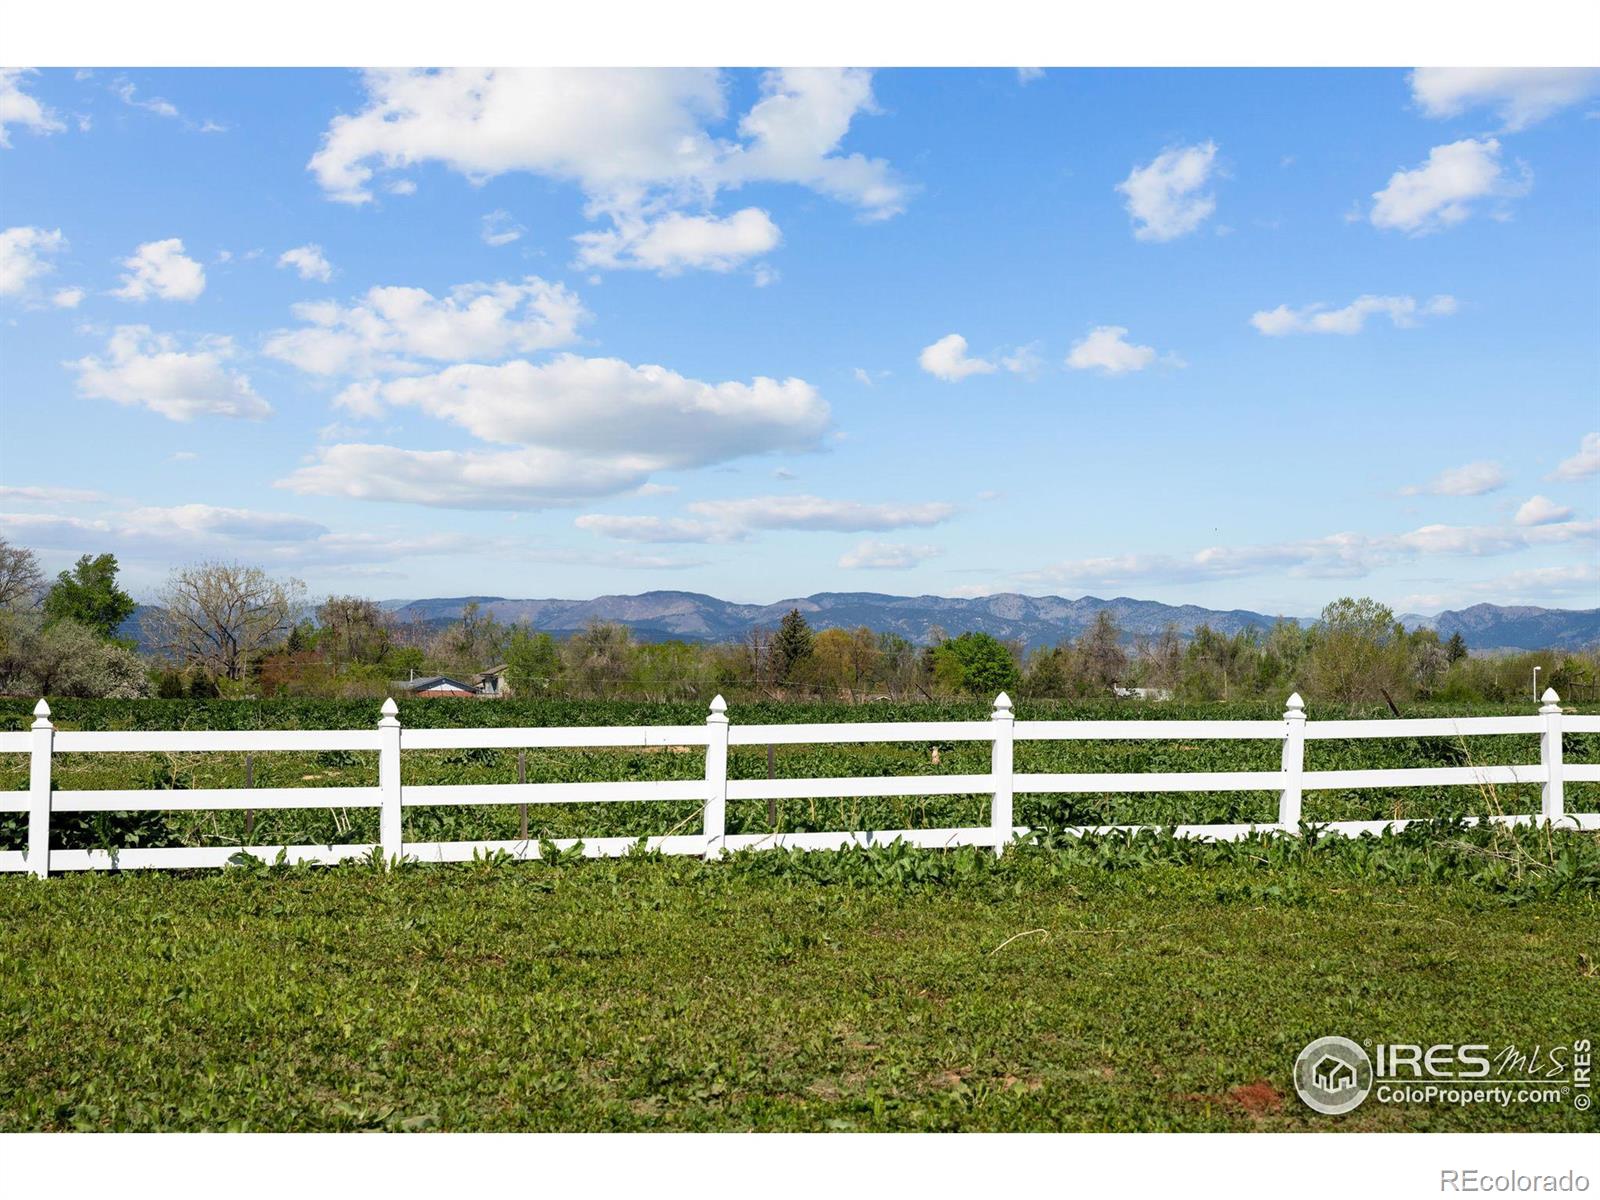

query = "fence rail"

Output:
[[2, 690, 1596, 878]]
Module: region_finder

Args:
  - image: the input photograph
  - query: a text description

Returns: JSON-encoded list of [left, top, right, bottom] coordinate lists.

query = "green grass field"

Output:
[[2, 699, 1594, 1132], [1, 829, 1595, 1132]]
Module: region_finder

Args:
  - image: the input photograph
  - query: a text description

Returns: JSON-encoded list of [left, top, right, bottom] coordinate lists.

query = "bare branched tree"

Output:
[[149, 562, 305, 681], [0, 538, 45, 611], [315, 595, 393, 668]]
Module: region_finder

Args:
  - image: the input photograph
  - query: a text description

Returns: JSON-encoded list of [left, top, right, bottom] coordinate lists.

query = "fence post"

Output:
[[1539, 687, 1564, 822], [517, 749, 528, 842], [704, 694, 729, 860], [990, 691, 1014, 856], [378, 698, 403, 862], [28, 699, 53, 880], [1278, 692, 1305, 832]]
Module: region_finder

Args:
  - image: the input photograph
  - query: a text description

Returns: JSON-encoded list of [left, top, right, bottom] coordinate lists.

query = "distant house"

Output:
[[1113, 686, 1173, 701], [394, 674, 482, 698], [392, 666, 512, 699], [473, 664, 511, 698]]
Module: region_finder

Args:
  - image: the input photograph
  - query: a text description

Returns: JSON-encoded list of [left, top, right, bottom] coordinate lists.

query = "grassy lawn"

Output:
[[1, 834, 1595, 1132]]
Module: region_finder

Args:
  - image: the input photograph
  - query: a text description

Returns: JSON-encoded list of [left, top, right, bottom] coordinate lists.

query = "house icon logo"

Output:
[[1294, 1037, 1373, 1115], [1313, 1055, 1356, 1093]]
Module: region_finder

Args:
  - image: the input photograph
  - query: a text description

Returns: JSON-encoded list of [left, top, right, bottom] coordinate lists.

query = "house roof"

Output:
[[395, 675, 479, 693]]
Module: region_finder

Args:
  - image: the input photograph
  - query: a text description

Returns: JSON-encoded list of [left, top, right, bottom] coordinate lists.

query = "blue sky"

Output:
[[1, 66, 1597, 615]]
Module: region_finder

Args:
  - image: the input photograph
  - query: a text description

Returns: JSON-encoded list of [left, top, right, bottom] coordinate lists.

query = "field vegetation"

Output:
[[1, 826, 1595, 1132], [2, 544, 1596, 1135]]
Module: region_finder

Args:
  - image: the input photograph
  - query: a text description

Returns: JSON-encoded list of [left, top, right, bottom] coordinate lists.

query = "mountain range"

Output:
[[373, 592, 1600, 652]]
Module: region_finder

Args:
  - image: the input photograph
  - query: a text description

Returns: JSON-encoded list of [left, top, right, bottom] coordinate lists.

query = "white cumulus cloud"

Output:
[[1116, 141, 1218, 242], [1250, 293, 1457, 336], [306, 68, 904, 273], [918, 333, 996, 382], [113, 238, 206, 302], [1514, 495, 1574, 527], [1401, 460, 1508, 497], [686, 494, 953, 532], [1065, 325, 1160, 375], [52, 286, 84, 308], [575, 207, 781, 275], [917, 333, 1037, 383], [277, 443, 651, 510], [71, 325, 271, 421], [346, 355, 827, 463], [1551, 433, 1600, 481], [1410, 68, 1600, 131], [0, 226, 65, 296], [0, 69, 66, 148], [838, 540, 943, 569], [279, 356, 830, 510], [1013, 516, 1599, 591], [263, 277, 587, 376], [480, 210, 526, 247], [575, 495, 953, 545], [0, 503, 490, 576], [573, 514, 737, 544], [1370, 138, 1528, 235], [277, 244, 333, 281], [0, 485, 106, 504]]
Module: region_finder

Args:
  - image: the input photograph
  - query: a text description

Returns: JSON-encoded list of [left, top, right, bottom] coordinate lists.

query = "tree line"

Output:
[[0, 537, 1594, 706]]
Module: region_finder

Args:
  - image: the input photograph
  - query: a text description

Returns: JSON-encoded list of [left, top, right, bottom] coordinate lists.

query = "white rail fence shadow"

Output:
[[3, 690, 1597, 878]]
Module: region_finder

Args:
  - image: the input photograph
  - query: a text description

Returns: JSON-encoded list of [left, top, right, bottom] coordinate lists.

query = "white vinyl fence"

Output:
[[2, 690, 1597, 878]]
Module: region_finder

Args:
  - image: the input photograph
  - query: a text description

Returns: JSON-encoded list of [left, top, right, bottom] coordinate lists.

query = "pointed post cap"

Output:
[[379, 697, 400, 725], [992, 691, 1013, 714], [1540, 687, 1561, 711], [32, 698, 51, 727], [1285, 692, 1305, 714], [708, 694, 727, 718]]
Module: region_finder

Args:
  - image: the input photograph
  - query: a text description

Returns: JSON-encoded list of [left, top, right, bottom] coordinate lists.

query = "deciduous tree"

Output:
[[0, 539, 44, 611], [931, 631, 1020, 697], [149, 562, 304, 681], [42, 553, 136, 640], [315, 595, 392, 668], [1306, 597, 1410, 705]]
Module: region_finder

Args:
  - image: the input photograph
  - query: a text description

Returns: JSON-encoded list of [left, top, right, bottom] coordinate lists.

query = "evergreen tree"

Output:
[[772, 608, 815, 681], [1445, 631, 1469, 663]]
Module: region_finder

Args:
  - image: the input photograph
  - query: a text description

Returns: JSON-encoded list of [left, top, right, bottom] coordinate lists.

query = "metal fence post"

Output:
[[378, 698, 403, 862], [28, 699, 53, 880], [704, 694, 729, 860], [990, 691, 1014, 856], [1278, 692, 1305, 831], [1539, 688, 1564, 822]]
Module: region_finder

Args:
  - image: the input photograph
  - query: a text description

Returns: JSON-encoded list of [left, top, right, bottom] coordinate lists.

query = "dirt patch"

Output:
[[1228, 1078, 1284, 1116], [1177, 1077, 1284, 1117]]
